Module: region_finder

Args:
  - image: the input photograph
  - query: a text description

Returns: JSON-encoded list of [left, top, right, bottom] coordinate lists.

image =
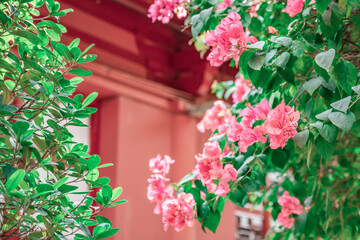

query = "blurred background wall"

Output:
[[58, 0, 267, 239]]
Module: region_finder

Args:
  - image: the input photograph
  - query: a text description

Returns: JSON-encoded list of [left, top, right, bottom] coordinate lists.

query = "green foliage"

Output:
[[0, 1, 124, 239], [169, 0, 360, 238]]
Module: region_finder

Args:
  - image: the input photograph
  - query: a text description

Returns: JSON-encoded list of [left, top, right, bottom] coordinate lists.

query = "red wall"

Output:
[[59, 0, 238, 239]]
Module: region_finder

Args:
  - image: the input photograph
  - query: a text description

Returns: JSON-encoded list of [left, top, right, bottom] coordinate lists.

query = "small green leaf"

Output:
[[330, 96, 351, 113], [275, 52, 290, 68], [247, 41, 265, 50], [316, 0, 332, 13], [328, 111, 355, 131], [6, 169, 25, 192], [314, 49, 335, 71], [333, 60, 358, 95], [88, 155, 101, 171], [43, 82, 54, 96], [110, 187, 123, 202], [303, 77, 324, 95], [274, 37, 292, 47], [69, 68, 92, 77], [4, 80, 16, 90], [352, 85, 360, 94], [248, 53, 265, 70], [315, 109, 332, 121], [319, 123, 338, 143], [294, 130, 309, 148], [12, 30, 43, 45], [95, 228, 120, 239], [82, 92, 98, 108]]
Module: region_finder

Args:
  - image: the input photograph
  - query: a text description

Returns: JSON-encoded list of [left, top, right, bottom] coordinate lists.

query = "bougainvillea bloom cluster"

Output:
[[264, 100, 300, 149], [232, 75, 253, 103], [277, 191, 303, 228], [147, 154, 175, 214], [162, 192, 196, 231], [282, 0, 305, 17], [196, 100, 231, 133], [195, 141, 238, 197], [147, 155, 195, 231], [216, 0, 233, 10], [148, 0, 190, 24], [204, 12, 257, 67], [227, 100, 299, 151]]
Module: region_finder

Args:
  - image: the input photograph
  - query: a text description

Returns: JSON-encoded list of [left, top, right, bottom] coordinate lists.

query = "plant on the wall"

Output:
[[0, 1, 125, 239], [147, 0, 360, 238]]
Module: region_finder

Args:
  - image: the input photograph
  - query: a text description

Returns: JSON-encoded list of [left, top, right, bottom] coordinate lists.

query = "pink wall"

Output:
[[88, 94, 236, 240]]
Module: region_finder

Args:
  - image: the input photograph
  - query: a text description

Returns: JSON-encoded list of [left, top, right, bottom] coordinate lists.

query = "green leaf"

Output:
[[12, 30, 43, 45], [0, 59, 17, 73], [80, 44, 95, 57], [77, 54, 97, 63], [96, 228, 120, 239], [316, 0, 332, 13], [55, 43, 72, 62], [102, 185, 112, 203], [191, 14, 203, 37], [12, 121, 30, 137], [271, 149, 287, 168], [248, 18, 262, 36], [88, 155, 101, 171], [315, 109, 332, 121], [199, 7, 213, 26], [295, 213, 307, 233], [4, 80, 16, 90], [6, 169, 25, 192], [82, 92, 98, 108], [274, 37, 292, 47], [202, 210, 221, 233], [303, 77, 324, 95], [248, 53, 265, 70], [43, 82, 54, 96], [294, 130, 309, 148], [110, 187, 123, 202], [319, 123, 338, 143], [275, 52, 290, 68], [314, 49, 335, 72], [332, 60, 358, 95], [315, 136, 334, 160], [352, 85, 360, 94], [247, 41, 265, 50], [330, 96, 351, 113], [328, 111, 355, 131], [69, 68, 92, 77]]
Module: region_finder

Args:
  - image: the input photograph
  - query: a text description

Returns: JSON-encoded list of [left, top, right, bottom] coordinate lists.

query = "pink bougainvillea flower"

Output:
[[227, 117, 243, 142], [148, 0, 190, 24], [149, 154, 175, 175], [265, 100, 300, 149], [147, 174, 174, 214], [214, 180, 231, 197], [277, 211, 295, 228], [282, 0, 305, 17], [232, 75, 252, 103], [196, 141, 223, 184], [268, 26, 278, 34], [254, 99, 271, 121], [227, 100, 270, 152], [238, 127, 267, 153], [162, 192, 195, 231], [216, 0, 233, 10], [249, 0, 259, 17], [197, 100, 231, 133], [205, 12, 256, 67], [222, 164, 238, 182], [277, 191, 303, 228]]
